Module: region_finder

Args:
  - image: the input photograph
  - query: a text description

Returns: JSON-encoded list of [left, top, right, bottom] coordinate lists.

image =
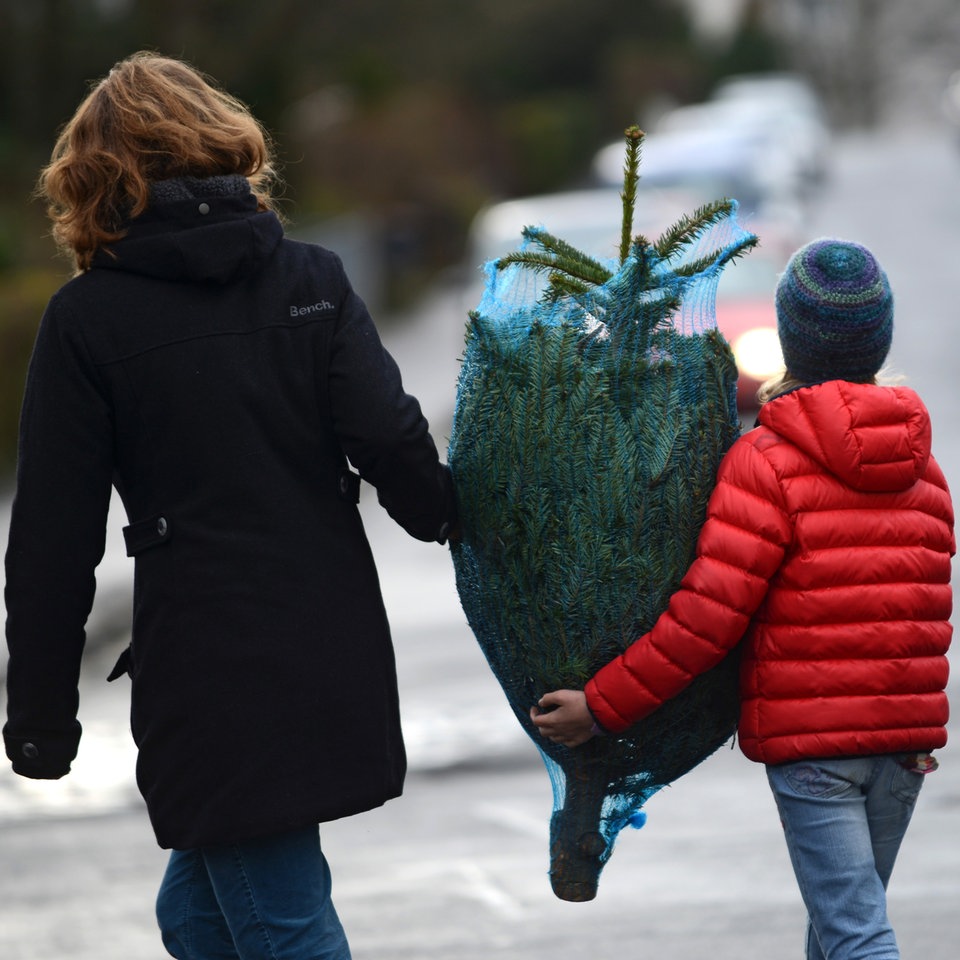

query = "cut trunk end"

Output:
[[547, 762, 609, 901]]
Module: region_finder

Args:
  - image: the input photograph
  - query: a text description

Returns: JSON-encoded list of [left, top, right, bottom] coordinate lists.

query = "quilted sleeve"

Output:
[[586, 433, 792, 733], [924, 453, 956, 556]]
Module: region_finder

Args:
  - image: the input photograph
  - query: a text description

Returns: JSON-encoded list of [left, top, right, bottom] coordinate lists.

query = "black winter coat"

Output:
[[3, 177, 457, 849]]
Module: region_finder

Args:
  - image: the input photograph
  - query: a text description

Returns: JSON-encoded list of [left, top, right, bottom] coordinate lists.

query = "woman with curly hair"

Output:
[[4, 51, 457, 959]]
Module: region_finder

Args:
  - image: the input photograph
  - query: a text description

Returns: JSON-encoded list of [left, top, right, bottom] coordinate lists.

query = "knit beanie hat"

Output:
[[775, 238, 893, 383]]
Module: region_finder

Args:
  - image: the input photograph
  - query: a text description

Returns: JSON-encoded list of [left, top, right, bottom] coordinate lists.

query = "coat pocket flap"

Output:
[[123, 515, 172, 556]]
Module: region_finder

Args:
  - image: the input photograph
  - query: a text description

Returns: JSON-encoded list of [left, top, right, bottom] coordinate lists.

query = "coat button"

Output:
[[22, 742, 39, 760], [157, 517, 168, 536], [198, 202, 210, 215], [339, 475, 349, 495]]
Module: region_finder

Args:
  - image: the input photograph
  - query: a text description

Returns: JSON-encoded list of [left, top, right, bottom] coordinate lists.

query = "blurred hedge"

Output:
[[0, 268, 64, 474]]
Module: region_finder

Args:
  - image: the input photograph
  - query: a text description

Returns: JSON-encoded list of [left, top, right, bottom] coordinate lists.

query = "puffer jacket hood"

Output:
[[91, 175, 284, 284], [758, 380, 931, 493]]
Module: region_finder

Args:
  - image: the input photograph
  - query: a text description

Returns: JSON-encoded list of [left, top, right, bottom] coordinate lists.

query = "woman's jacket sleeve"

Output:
[[326, 279, 457, 543], [586, 435, 792, 733], [3, 296, 114, 778]]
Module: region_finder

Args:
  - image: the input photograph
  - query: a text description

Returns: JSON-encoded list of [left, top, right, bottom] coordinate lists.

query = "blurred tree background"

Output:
[[4, 0, 954, 472], [0, 0, 752, 272], [0, 0, 783, 470]]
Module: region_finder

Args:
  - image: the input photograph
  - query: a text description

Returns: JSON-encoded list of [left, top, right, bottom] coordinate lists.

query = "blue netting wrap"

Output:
[[448, 200, 755, 901]]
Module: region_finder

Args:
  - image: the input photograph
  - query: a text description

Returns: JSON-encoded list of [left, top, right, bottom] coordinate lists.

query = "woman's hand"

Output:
[[529, 690, 597, 748]]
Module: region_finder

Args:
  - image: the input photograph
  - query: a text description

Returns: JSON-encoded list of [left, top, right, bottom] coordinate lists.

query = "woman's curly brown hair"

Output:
[[37, 51, 281, 272]]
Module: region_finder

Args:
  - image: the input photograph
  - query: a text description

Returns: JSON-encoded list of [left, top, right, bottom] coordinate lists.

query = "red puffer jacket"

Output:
[[586, 380, 954, 765]]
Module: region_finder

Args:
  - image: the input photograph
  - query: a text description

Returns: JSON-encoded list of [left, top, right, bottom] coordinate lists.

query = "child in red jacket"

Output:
[[532, 238, 954, 960]]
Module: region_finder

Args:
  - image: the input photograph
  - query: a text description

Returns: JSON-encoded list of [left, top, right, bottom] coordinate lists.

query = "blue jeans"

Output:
[[156, 824, 351, 960], [767, 754, 927, 960]]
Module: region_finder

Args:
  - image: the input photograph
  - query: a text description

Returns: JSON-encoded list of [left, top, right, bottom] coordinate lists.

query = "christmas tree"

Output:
[[449, 127, 757, 901]]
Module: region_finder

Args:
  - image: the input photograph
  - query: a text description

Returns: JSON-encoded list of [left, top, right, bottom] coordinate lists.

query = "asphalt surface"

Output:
[[1, 723, 958, 960]]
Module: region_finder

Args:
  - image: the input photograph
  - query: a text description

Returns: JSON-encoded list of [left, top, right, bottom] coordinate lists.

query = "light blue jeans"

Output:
[[156, 824, 351, 960], [767, 754, 928, 960]]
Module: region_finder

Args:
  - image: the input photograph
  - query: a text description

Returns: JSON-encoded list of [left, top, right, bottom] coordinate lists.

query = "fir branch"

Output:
[[495, 249, 564, 273], [653, 199, 737, 263], [669, 232, 759, 280], [497, 247, 612, 289], [620, 125, 644, 265], [502, 226, 614, 286], [521, 226, 608, 269], [544, 272, 593, 302], [626, 235, 656, 286]]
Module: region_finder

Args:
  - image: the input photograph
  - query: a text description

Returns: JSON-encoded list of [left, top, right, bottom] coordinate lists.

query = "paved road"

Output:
[[1, 715, 957, 959], [2, 123, 960, 959]]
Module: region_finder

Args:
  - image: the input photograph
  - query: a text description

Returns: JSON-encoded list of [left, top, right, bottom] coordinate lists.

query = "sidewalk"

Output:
[[1, 738, 958, 960]]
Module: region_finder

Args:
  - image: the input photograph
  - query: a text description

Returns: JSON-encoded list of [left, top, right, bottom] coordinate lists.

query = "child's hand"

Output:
[[530, 690, 596, 748]]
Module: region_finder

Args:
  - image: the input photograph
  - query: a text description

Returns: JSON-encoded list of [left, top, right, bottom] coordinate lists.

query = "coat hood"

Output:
[[758, 380, 932, 492], [91, 175, 284, 284]]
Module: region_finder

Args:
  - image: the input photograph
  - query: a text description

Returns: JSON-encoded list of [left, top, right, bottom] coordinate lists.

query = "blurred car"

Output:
[[591, 125, 805, 233], [709, 72, 832, 188], [940, 69, 960, 146], [461, 186, 793, 411], [591, 72, 829, 236]]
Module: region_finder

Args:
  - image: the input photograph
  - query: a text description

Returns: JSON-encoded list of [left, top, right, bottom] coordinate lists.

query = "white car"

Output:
[[591, 124, 805, 233], [709, 72, 832, 187]]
